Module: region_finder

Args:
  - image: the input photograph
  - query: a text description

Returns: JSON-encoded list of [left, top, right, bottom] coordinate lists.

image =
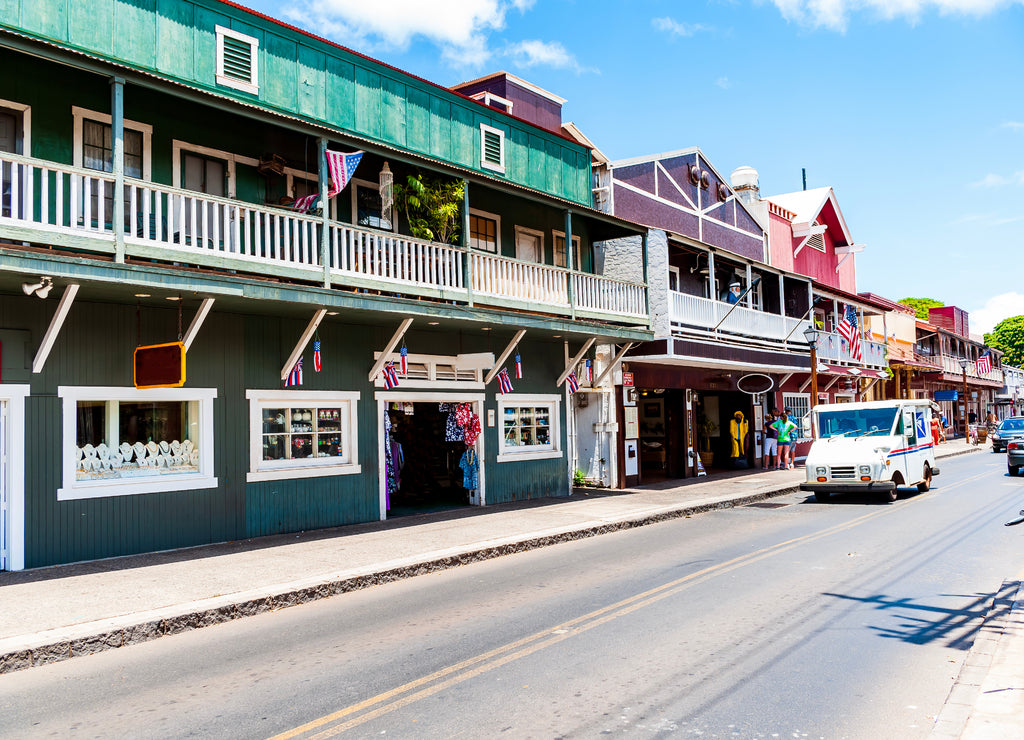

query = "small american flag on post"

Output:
[[400, 345, 408, 375], [836, 304, 862, 362], [976, 349, 992, 375], [565, 372, 580, 394], [382, 361, 400, 389], [497, 367, 514, 394], [286, 357, 303, 387], [313, 340, 322, 373], [514, 353, 522, 379], [585, 359, 593, 383]]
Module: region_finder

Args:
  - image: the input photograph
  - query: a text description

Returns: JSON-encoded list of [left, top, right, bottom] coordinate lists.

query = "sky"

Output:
[[242, 0, 1024, 335]]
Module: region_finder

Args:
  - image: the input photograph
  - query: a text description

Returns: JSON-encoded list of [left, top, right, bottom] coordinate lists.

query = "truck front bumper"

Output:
[[800, 481, 896, 494]]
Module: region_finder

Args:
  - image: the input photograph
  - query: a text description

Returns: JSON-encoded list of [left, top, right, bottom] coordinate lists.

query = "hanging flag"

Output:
[[313, 339, 322, 373], [585, 359, 593, 384], [566, 372, 580, 394], [382, 361, 400, 389], [836, 304, 862, 362], [326, 150, 364, 198], [514, 353, 523, 379], [286, 357, 303, 387], [497, 367, 514, 394], [976, 349, 992, 375], [400, 345, 408, 375]]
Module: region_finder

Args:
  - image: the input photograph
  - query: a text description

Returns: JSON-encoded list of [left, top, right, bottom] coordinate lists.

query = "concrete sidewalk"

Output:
[[1, 440, 1016, 739]]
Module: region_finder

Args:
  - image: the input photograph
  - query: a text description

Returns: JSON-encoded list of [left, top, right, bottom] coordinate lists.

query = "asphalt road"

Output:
[[2, 451, 1023, 739]]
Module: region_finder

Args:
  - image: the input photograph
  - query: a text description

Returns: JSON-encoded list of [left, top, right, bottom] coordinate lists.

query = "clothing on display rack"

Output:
[[459, 447, 479, 491]]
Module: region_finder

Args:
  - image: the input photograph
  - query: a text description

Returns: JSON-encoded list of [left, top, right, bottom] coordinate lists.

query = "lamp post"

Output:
[[803, 325, 820, 409], [959, 357, 969, 440]]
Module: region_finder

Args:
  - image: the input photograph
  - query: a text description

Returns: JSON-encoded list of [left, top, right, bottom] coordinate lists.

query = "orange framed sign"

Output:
[[134, 341, 186, 389]]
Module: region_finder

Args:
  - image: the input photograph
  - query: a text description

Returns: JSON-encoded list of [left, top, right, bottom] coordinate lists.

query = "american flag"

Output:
[[976, 349, 992, 375], [326, 150, 363, 198], [514, 353, 522, 379], [382, 361, 400, 389], [286, 357, 303, 387], [836, 304, 862, 362], [565, 372, 580, 394], [400, 345, 408, 375], [313, 340, 322, 372], [585, 359, 593, 383], [497, 367, 514, 394]]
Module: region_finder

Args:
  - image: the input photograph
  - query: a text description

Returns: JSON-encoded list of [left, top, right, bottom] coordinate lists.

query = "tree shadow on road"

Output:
[[822, 580, 1019, 649]]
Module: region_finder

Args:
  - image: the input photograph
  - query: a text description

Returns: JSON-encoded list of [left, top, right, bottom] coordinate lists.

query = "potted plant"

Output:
[[696, 413, 716, 467]]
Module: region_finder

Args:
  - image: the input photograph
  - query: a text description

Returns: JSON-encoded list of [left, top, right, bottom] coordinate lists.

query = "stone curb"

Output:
[[929, 580, 1023, 739], [0, 484, 802, 675]]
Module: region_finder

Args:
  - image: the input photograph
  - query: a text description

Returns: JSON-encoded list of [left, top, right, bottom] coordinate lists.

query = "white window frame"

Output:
[[351, 178, 396, 232], [782, 392, 811, 440], [246, 390, 361, 482], [72, 106, 152, 181], [469, 208, 501, 253], [497, 394, 563, 462], [514, 225, 545, 263], [552, 229, 582, 269], [668, 265, 681, 292], [58, 386, 217, 500], [172, 140, 259, 199], [215, 25, 260, 95], [0, 98, 31, 155], [480, 123, 506, 174]]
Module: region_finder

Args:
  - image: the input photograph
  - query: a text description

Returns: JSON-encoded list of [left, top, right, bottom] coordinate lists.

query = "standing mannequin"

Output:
[[730, 410, 749, 468]]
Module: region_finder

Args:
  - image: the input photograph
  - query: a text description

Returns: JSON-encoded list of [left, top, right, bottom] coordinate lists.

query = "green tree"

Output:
[[898, 297, 944, 321], [392, 173, 464, 245], [984, 315, 1024, 368]]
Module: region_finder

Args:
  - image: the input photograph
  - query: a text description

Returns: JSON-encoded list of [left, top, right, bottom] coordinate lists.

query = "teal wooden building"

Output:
[[0, 0, 650, 569]]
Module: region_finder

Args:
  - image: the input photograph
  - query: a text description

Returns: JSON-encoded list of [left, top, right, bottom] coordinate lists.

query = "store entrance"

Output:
[[695, 390, 753, 471], [382, 399, 481, 517], [637, 389, 687, 480]]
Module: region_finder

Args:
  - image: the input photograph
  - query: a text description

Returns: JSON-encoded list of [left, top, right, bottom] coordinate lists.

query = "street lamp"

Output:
[[959, 357, 969, 440], [803, 325, 820, 409]]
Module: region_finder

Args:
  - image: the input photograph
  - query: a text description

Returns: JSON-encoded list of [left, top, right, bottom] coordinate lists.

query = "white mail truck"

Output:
[[799, 399, 940, 503]]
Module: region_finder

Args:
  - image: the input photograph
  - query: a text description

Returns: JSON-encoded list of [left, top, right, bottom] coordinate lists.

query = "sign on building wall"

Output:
[[134, 342, 186, 389]]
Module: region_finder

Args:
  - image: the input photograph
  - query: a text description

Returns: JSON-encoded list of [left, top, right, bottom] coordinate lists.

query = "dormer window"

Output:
[[216, 26, 259, 95], [480, 124, 505, 174]]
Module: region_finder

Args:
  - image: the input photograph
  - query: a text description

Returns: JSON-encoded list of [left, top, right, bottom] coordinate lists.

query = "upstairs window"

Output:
[[480, 124, 505, 174], [216, 26, 259, 95], [553, 231, 582, 269], [469, 210, 500, 253]]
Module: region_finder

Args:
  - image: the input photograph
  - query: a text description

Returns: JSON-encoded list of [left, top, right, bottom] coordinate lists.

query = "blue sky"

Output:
[[243, 0, 1024, 334]]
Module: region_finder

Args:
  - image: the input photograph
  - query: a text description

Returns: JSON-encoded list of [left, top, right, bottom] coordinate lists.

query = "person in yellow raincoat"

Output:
[[729, 410, 749, 468]]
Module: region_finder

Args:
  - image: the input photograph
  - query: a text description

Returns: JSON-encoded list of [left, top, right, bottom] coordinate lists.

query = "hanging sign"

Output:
[[622, 372, 634, 387], [134, 342, 186, 389]]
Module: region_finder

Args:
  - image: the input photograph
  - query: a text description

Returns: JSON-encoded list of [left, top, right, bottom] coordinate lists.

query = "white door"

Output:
[[0, 401, 7, 571], [515, 229, 542, 263]]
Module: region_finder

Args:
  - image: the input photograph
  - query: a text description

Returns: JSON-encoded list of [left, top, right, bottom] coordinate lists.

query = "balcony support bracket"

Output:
[[32, 283, 80, 374], [557, 337, 596, 387], [367, 317, 414, 382], [182, 298, 215, 352], [280, 308, 328, 381], [484, 329, 527, 385], [594, 342, 635, 388]]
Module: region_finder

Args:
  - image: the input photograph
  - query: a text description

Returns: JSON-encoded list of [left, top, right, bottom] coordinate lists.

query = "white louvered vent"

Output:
[[216, 26, 259, 95], [806, 233, 825, 252], [480, 124, 505, 173]]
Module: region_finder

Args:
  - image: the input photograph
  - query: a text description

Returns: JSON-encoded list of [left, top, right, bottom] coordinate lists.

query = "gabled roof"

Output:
[[858, 292, 916, 315], [766, 187, 854, 247], [561, 122, 609, 165]]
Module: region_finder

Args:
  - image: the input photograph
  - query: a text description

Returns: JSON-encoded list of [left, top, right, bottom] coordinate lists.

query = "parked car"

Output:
[[1008, 440, 1024, 476], [991, 417, 1024, 452]]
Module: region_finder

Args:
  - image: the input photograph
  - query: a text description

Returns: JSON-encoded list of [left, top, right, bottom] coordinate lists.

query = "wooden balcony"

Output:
[[815, 330, 888, 369], [938, 354, 1004, 383], [0, 152, 648, 325], [669, 290, 811, 348]]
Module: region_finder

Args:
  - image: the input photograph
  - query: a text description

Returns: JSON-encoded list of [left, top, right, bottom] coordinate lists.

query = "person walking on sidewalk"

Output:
[[773, 411, 797, 470], [763, 408, 779, 470]]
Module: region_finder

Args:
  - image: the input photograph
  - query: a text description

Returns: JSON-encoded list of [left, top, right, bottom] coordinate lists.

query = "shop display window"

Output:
[[247, 391, 360, 481], [496, 395, 562, 462], [59, 387, 217, 500]]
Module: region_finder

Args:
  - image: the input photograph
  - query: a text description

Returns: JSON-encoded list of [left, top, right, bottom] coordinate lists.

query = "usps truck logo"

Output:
[[915, 412, 928, 440]]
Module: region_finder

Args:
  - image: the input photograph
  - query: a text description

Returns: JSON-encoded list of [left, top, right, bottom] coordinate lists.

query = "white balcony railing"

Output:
[[940, 355, 1004, 382], [814, 330, 888, 368], [0, 151, 648, 324], [669, 291, 810, 344]]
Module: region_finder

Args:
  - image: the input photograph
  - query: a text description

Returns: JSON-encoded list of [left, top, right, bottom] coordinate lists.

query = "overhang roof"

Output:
[[767, 187, 854, 247]]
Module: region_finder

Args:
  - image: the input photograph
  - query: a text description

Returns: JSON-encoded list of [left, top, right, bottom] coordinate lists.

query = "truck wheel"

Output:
[[885, 474, 902, 502], [814, 491, 830, 503], [917, 465, 932, 493]]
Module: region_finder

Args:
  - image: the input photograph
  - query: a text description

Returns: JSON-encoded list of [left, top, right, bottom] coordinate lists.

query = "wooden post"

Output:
[[111, 77, 125, 263], [319, 138, 330, 288], [565, 209, 575, 320], [463, 179, 473, 307], [809, 342, 819, 409]]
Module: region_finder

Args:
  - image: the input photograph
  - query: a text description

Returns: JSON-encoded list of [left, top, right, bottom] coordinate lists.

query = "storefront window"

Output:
[[247, 391, 360, 481], [59, 387, 217, 500], [496, 395, 562, 462]]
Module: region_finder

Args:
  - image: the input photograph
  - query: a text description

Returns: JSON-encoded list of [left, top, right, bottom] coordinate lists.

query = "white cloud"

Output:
[[504, 40, 590, 72], [970, 292, 1024, 335], [1003, 121, 1024, 132], [716, 77, 732, 89], [971, 171, 1024, 187], [652, 16, 715, 37], [769, 0, 1024, 32]]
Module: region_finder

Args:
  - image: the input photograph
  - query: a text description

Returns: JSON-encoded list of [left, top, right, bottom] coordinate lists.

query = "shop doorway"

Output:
[[0, 401, 6, 570], [636, 389, 688, 479], [695, 390, 754, 471], [377, 393, 485, 518]]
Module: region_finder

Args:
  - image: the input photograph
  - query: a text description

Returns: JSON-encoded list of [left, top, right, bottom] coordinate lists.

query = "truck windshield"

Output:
[[816, 408, 899, 439]]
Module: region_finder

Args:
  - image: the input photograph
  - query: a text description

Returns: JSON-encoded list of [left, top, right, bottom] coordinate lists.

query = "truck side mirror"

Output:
[[802, 415, 811, 437]]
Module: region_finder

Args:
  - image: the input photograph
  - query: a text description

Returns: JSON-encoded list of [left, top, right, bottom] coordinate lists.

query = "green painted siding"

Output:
[[1, 0, 595, 206]]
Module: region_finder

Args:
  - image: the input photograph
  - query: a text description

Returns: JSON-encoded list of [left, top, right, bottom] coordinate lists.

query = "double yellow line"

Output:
[[272, 468, 991, 738]]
